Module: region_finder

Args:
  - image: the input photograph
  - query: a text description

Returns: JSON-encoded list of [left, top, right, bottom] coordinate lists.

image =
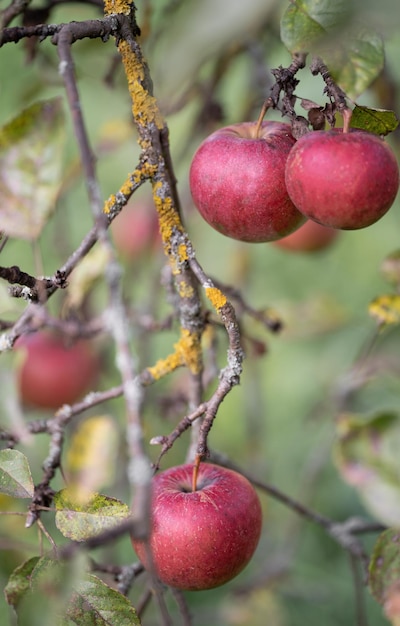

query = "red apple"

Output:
[[273, 219, 339, 253], [189, 121, 305, 242], [111, 200, 160, 260], [132, 463, 262, 590], [285, 129, 399, 230], [16, 331, 99, 410]]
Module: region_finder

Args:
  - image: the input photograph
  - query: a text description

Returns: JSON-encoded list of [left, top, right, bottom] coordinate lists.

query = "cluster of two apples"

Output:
[[189, 120, 400, 247]]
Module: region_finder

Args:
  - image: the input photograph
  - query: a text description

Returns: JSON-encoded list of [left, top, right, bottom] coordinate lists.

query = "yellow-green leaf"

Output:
[[54, 490, 130, 541], [65, 416, 118, 504], [64, 243, 112, 312], [0, 98, 65, 240], [369, 295, 400, 327]]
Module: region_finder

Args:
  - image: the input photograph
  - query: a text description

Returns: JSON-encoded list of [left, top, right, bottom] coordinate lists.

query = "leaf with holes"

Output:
[[0, 98, 65, 240], [0, 449, 34, 498]]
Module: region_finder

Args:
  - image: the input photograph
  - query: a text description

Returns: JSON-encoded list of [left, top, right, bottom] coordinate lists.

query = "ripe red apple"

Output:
[[16, 331, 99, 410], [189, 121, 305, 242], [273, 219, 339, 253], [285, 129, 399, 230], [111, 200, 160, 260], [132, 463, 262, 590]]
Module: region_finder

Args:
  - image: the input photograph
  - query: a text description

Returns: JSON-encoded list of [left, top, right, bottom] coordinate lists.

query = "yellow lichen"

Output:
[[147, 328, 203, 380], [103, 193, 117, 214], [147, 351, 184, 381], [152, 184, 183, 243], [117, 41, 164, 130], [104, 0, 133, 17], [205, 287, 227, 312], [178, 281, 194, 299], [176, 328, 203, 374]]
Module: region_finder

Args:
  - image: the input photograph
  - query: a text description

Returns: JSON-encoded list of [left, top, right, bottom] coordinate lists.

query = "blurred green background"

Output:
[[1, 0, 400, 624]]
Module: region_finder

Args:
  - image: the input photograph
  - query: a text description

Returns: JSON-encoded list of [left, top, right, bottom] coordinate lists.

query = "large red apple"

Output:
[[285, 129, 399, 230], [16, 331, 99, 410], [273, 219, 339, 253], [132, 463, 262, 590], [189, 121, 305, 242]]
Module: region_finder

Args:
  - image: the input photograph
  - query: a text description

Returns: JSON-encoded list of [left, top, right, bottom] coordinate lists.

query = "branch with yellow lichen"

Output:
[[102, 0, 246, 469]]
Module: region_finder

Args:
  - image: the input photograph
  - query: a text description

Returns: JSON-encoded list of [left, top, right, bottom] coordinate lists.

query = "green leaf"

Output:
[[350, 105, 399, 136], [4, 557, 40, 609], [331, 30, 384, 98], [369, 529, 400, 604], [280, 0, 350, 53], [54, 490, 130, 541], [0, 98, 65, 240], [66, 574, 141, 625], [334, 412, 400, 526], [0, 449, 34, 498]]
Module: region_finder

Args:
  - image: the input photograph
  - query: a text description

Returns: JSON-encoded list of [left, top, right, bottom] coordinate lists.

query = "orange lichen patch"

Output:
[[117, 41, 164, 130], [103, 193, 117, 215], [152, 183, 183, 243], [147, 350, 184, 381], [205, 287, 227, 312], [177, 328, 203, 374], [104, 0, 133, 17], [177, 243, 188, 262], [147, 328, 203, 380]]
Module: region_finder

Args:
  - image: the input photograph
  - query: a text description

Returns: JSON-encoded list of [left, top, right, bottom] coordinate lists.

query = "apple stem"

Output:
[[255, 98, 272, 139], [192, 454, 202, 491], [341, 107, 352, 134]]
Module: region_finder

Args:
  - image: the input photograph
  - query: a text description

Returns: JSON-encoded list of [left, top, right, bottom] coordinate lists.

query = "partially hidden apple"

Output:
[[111, 200, 160, 260], [16, 331, 100, 410], [189, 121, 305, 242], [273, 219, 339, 253], [285, 129, 400, 230], [132, 463, 262, 591]]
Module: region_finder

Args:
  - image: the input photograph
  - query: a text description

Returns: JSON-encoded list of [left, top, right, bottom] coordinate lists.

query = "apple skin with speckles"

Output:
[[189, 121, 305, 243], [131, 463, 262, 591], [285, 129, 399, 230]]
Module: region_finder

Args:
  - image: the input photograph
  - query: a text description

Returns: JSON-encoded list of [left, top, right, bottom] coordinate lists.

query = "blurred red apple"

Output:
[[132, 462, 262, 591], [111, 200, 160, 260], [189, 121, 305, 242], [285, 129, 399, 230], [16, 331, 99, 409], [273, 219, 339, 252]]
